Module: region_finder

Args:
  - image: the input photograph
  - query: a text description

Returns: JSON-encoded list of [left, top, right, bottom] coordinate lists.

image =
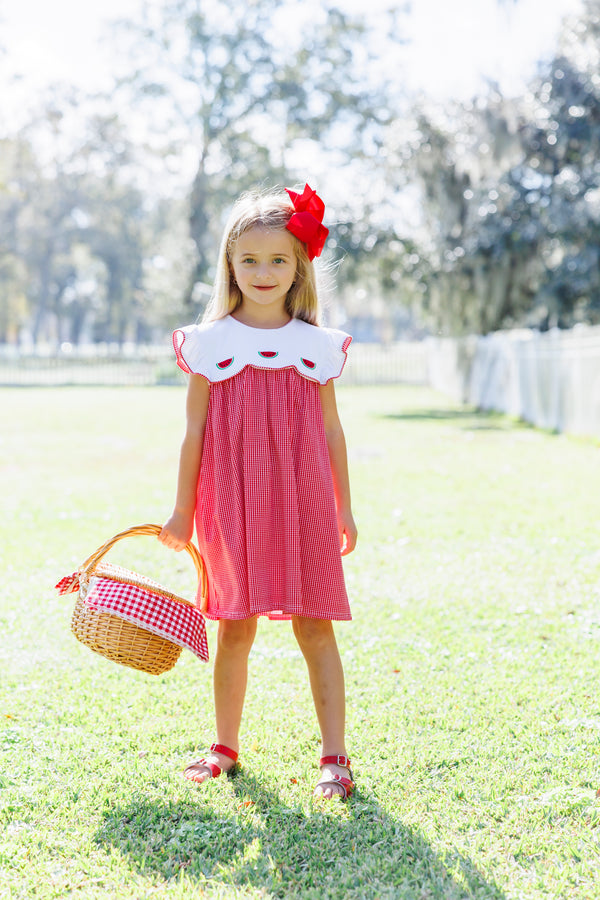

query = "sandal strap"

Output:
[[186, 757, 222, 779], [210, 742, 239, 763], [184, 744, 239, 781], [316, 774, 355, 800], [320, 754, 351, 768]]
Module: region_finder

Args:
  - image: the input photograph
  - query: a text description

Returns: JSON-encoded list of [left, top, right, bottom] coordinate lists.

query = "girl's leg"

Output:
[[185, 616, 257, 783], [292, 616, 350, 798]]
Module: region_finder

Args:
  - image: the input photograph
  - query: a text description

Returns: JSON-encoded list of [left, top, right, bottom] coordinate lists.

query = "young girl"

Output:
[[159, 183, 357, 800]]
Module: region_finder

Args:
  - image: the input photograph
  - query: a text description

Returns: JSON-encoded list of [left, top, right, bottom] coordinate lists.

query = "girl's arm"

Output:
[[159, 374, 210, 551], [319, 380, 357, 556]]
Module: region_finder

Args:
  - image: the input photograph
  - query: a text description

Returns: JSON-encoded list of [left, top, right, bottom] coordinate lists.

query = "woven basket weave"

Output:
[[69, 524, 208, 675]]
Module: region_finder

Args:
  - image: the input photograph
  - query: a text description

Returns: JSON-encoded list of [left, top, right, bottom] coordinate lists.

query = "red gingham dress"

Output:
[[173, 316, 352, 621]]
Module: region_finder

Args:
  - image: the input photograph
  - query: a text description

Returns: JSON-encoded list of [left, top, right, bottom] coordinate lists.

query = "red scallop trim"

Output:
[[173, 329, 192, 375]]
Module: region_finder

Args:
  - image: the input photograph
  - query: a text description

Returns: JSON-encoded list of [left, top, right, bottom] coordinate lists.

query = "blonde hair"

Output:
[[203, 188, 321, 325]]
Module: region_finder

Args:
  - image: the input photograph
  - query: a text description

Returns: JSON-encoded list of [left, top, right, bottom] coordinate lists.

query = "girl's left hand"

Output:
[[159, 511, 194, 552], [338, 510, 357, 556]]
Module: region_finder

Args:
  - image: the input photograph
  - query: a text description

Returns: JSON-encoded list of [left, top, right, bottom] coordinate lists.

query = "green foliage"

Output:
[[1, 1, 404, 342], [0, 102, 193, 346], [5, 1, 600, 342], [398, 1, 600, 335], [121, 0, 397, 299], [2, 385, 600, 898]]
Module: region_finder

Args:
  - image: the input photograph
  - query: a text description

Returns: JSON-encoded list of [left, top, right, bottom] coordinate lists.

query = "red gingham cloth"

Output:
[[182, 365, 353, 622], [56, 574, 208, 661]]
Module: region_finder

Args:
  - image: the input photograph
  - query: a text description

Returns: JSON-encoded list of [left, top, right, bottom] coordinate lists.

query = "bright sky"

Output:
[[402, 0, 582, 97], [0, 0, 582, 124]]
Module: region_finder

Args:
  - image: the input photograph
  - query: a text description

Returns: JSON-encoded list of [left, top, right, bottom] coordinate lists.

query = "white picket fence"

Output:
[[3, 325, 600, 436], [426, 325, 600, 437], [340, 341, 429, 385], [0, 341, 431, 388]]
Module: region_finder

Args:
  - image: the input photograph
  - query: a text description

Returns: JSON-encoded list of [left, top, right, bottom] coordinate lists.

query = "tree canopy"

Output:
[[1, 0, 599, 345]]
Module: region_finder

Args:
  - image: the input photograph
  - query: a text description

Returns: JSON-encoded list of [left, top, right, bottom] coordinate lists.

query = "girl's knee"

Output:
[[217, 617, 257, 653], [292, 616, 335, 650]]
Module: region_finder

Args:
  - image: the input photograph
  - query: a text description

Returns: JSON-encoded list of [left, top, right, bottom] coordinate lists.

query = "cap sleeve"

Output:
[[323, 327, 352, 382], [173, 323, 215, 378]]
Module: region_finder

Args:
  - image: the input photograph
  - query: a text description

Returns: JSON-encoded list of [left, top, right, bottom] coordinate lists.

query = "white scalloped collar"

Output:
[[174, 315, 350, 384]]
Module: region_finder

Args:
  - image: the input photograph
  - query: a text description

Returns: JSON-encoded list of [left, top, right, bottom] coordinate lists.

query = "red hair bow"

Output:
[[285, 183, 329, 261]]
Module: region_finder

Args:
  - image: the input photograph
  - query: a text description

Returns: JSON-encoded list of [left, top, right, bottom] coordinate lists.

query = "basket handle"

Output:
[[79, 524, 208, 609]]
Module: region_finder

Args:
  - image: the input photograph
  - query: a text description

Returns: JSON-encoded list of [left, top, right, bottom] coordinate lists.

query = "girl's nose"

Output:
[[256, 263, 272, 280]]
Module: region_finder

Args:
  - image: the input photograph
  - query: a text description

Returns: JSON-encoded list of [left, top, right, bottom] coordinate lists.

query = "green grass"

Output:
[[1, 384, 600, 899]]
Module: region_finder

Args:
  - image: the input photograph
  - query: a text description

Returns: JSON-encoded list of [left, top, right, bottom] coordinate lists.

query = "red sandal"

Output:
[[314, 754, 355, 800], [183, 743, 239, 782]]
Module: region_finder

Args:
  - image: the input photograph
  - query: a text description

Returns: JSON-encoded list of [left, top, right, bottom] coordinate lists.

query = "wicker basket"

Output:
[[67, 524, 208, 675]]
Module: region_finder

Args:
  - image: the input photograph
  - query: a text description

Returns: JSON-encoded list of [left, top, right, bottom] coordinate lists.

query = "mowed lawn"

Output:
[[1, 383, 600, 899]]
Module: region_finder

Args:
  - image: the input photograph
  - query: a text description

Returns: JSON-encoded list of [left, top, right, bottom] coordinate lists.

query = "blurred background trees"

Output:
[[401, 0, 600, 336], [1, 0, 599, 346]]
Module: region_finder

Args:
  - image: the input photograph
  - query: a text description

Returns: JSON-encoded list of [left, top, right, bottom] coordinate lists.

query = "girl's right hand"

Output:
[[338, 509, 358, 556], [158, 512, 194, 552]]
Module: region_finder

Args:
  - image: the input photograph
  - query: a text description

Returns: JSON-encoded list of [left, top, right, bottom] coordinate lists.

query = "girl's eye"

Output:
[[242, 257, 255, 264], [273, 257, 286, 264]]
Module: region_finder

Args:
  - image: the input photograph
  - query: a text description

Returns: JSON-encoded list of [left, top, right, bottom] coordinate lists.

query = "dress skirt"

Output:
[[194, 366, 351, 621]]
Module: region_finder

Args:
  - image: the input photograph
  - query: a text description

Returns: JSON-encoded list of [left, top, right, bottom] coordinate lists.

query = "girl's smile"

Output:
[[230, 226, 297, 316]]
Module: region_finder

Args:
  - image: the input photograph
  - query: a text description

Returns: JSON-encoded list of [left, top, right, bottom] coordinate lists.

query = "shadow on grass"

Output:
[[380, 407, 509, 429], [95, 770, 506, 899]]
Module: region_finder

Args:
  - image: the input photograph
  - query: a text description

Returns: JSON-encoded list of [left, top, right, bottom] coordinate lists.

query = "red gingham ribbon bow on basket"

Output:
[[285, 183, 329, 261]]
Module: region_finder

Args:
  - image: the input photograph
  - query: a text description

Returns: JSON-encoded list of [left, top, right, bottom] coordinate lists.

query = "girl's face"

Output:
[[230, 226, 297, 316]]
